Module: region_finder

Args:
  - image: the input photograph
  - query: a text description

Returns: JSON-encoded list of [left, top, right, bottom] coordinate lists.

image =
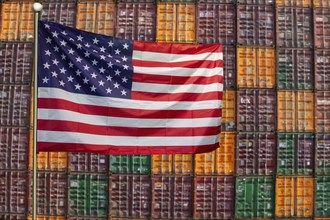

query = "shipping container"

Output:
[[199, 0, 235, 3], [237, 89, 276, 131], [315, 49, 330, 90], [40, 2, 76, 28], [314, 0, 330, 7], [116, 3, 156, 41], [151, 154, 192, 174], [315, 134, 330, 175], [276, 0, 312, 6], [194, 176, 235, 219], [276, 7, 312, 48], [0, 214, 26, 220], [314, 8, 330, 48], [235, 176, 274, 218], [237, 132, 276, 175], [152, 176, 193, 219], [223, 45, 236, 89], [0, 2, 34, 41], [316, 91, 330, 133], [28, 172, 67, 216], [0, 43, 32, 84], [0, 170, 27, 213], [110, 155, 150, 174], [28, 151, 68, 171], [69, 173, 108, 217], [109, 175, 151, 218], [315, 176, 330, 217], [197, 3, 235, 45], [76, 2, 116, 36], [277, 91, 314, 132], [156, 3, 195, 43], [0, 84, 30, 126], [69, 153, 108, 173], [276, 177, 314, 218], [238, 0, 274, 4], [194, 150, 216, 175], [237, 47, 276, 88], [27, 215, 66, 220], [277, 133, 314, 175], [237, 5, 275, 46], [0, 126, 28, 170], [277, 48, 313, 90], [222, 90, 236, 131]]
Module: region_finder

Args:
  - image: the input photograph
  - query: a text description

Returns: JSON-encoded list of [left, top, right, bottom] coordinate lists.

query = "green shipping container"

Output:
[[235, 176, 274, 218], [315, 176, 330, 217], [277, 133, 314, 175], [315, 134, 330, 175], [69, 174, 108, 217], [110, 155, 151, 174]]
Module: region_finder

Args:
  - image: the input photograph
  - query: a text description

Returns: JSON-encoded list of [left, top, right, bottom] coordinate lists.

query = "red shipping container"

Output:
[[277, 7, 312, 48], [0, 126, 28, 170], [197, 3, 235, 45], [223, 46, 236, 89], [0, 84, 30, 126], [0, 171, 27, 213], [238, 0, 274, 3], [116, 3, 156, 41], [41, 3, 76, 28], [237, 89, 276, 132], [0, 43, 32, 84], [316, 91, 330, 133], [110, 175, 151, 218], [314, 8, 330, 48], [194, 176, 235, 219], [0, 214, 26, 220], [237, 132, 276, 175], [152, 176, 193, 219], [315, 49, 330, 90], [68, 153, 109, 172], [199, 0, 235, 3], [237, 5, 274, 46], [28, 172, 67, 216]]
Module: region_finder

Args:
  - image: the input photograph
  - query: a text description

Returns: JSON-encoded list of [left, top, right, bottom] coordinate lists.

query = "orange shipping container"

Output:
[[222, 90, 236, 131], [313, 0, 330, 7], [27, 215, 66, 220], [216, 132, 235, 175], [237, 47, 275, 89], [276, 0, 312, 6], [277, 91, 314, 132], [194, 150, 215, 175], [76, 2, 115, 36], [276, 177, 314, 218], [152, 154, 192, 174]]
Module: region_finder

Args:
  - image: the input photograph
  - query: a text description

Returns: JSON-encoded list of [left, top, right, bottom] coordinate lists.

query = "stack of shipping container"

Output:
[[0, 0, 329, 219]]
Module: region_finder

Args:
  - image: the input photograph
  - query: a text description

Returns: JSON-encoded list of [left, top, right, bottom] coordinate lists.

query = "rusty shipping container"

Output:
[[237, 47, 276, 88], [194, 176, 235, 219], [277, 48, 313, 90], [237, 5, 275, 46], [276, 177, 314, 218], [315, 49, 330, 90], [316, 91, 330, 133], [223, 45, 236, 89], [0, 214, 26, 220], [197, 3, 235, 45], [40, 2, 76, 28], [69, 153, 109, 173], [238, 0, 274, 3], [116, 3, 156, 41], [110, 175, 151, 218], [316, 134, 330, 175], [237, 132, 276, 175], [152, 176, 193, 219], [237, 89, 276, 132], [314, 8, 330, 48]]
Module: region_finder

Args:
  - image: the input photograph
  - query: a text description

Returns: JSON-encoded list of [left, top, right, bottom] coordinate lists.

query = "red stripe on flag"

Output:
[[132, 59, 223, 68]]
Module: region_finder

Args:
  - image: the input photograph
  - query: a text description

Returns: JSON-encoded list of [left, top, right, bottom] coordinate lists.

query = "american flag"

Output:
[[37, 21, 223, 154]]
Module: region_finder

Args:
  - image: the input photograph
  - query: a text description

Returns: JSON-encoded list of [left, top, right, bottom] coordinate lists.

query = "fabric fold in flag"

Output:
[[37, 21, 223, 154]]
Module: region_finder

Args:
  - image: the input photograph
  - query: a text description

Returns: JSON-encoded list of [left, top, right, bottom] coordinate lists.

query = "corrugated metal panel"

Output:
[[110, 175, 151, 218], [194, 176, 235, 219], [277, 48, 313, 90], [314, 8, 330, 48], [238, 0, 274, 3], [27, 215, 66, 220], [276, 0, 312, 6], [222, 90, 236, 131], [152, 176, 193, 219], [116, 3, 156, 41], [0, 43, 32, 84], [316, 134, 330, 175], [237, 47, 276, 89], [235, 176, 274, 218], [237, 5, 275, 46], [197, 3, 235, 45], [69, 153, 108, 172], [315, 49, 330, 90], [40, 3, 77, 28], [29, 152, 68, 171], [194, 150, 216, 175], [277, 133, 314, 175], [0, 214, 26, 220], [223, 45, 236, 89], [217, 132, 235, 175], [316, 91, 330, 133], [237, 132, 276, 175], [276, 177, 314, 218], [315, 176, 330, 217], [276, 7, 312, 48], [0, 170, 28, 213], [199, 0, 235, 3], [237, 89, 276, 132], [110, 155, 150, 174], [314, 0, 330, 7], [152, 154, 192, 174], [28, 172, 67, 216]]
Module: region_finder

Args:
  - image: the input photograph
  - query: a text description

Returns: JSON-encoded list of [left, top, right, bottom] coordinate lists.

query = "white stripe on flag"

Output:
[[133, 51, 223, 62], [133, 66, 223, 77]]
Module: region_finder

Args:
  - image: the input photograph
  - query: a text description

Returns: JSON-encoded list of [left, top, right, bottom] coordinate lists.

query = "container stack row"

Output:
[[0, 0, 330, 220]]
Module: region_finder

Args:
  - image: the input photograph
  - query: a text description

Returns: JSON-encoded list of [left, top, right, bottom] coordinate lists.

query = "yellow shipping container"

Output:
[[76, 2, 115, 36], [276, 177, 314, 218], [222, 90, 236, 131], [27, 215, 66, 220], [152, 154, 192, 174], [237, 47, 275, 89], [278, 91, 314, 132], [276, 0, 312, 7]]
